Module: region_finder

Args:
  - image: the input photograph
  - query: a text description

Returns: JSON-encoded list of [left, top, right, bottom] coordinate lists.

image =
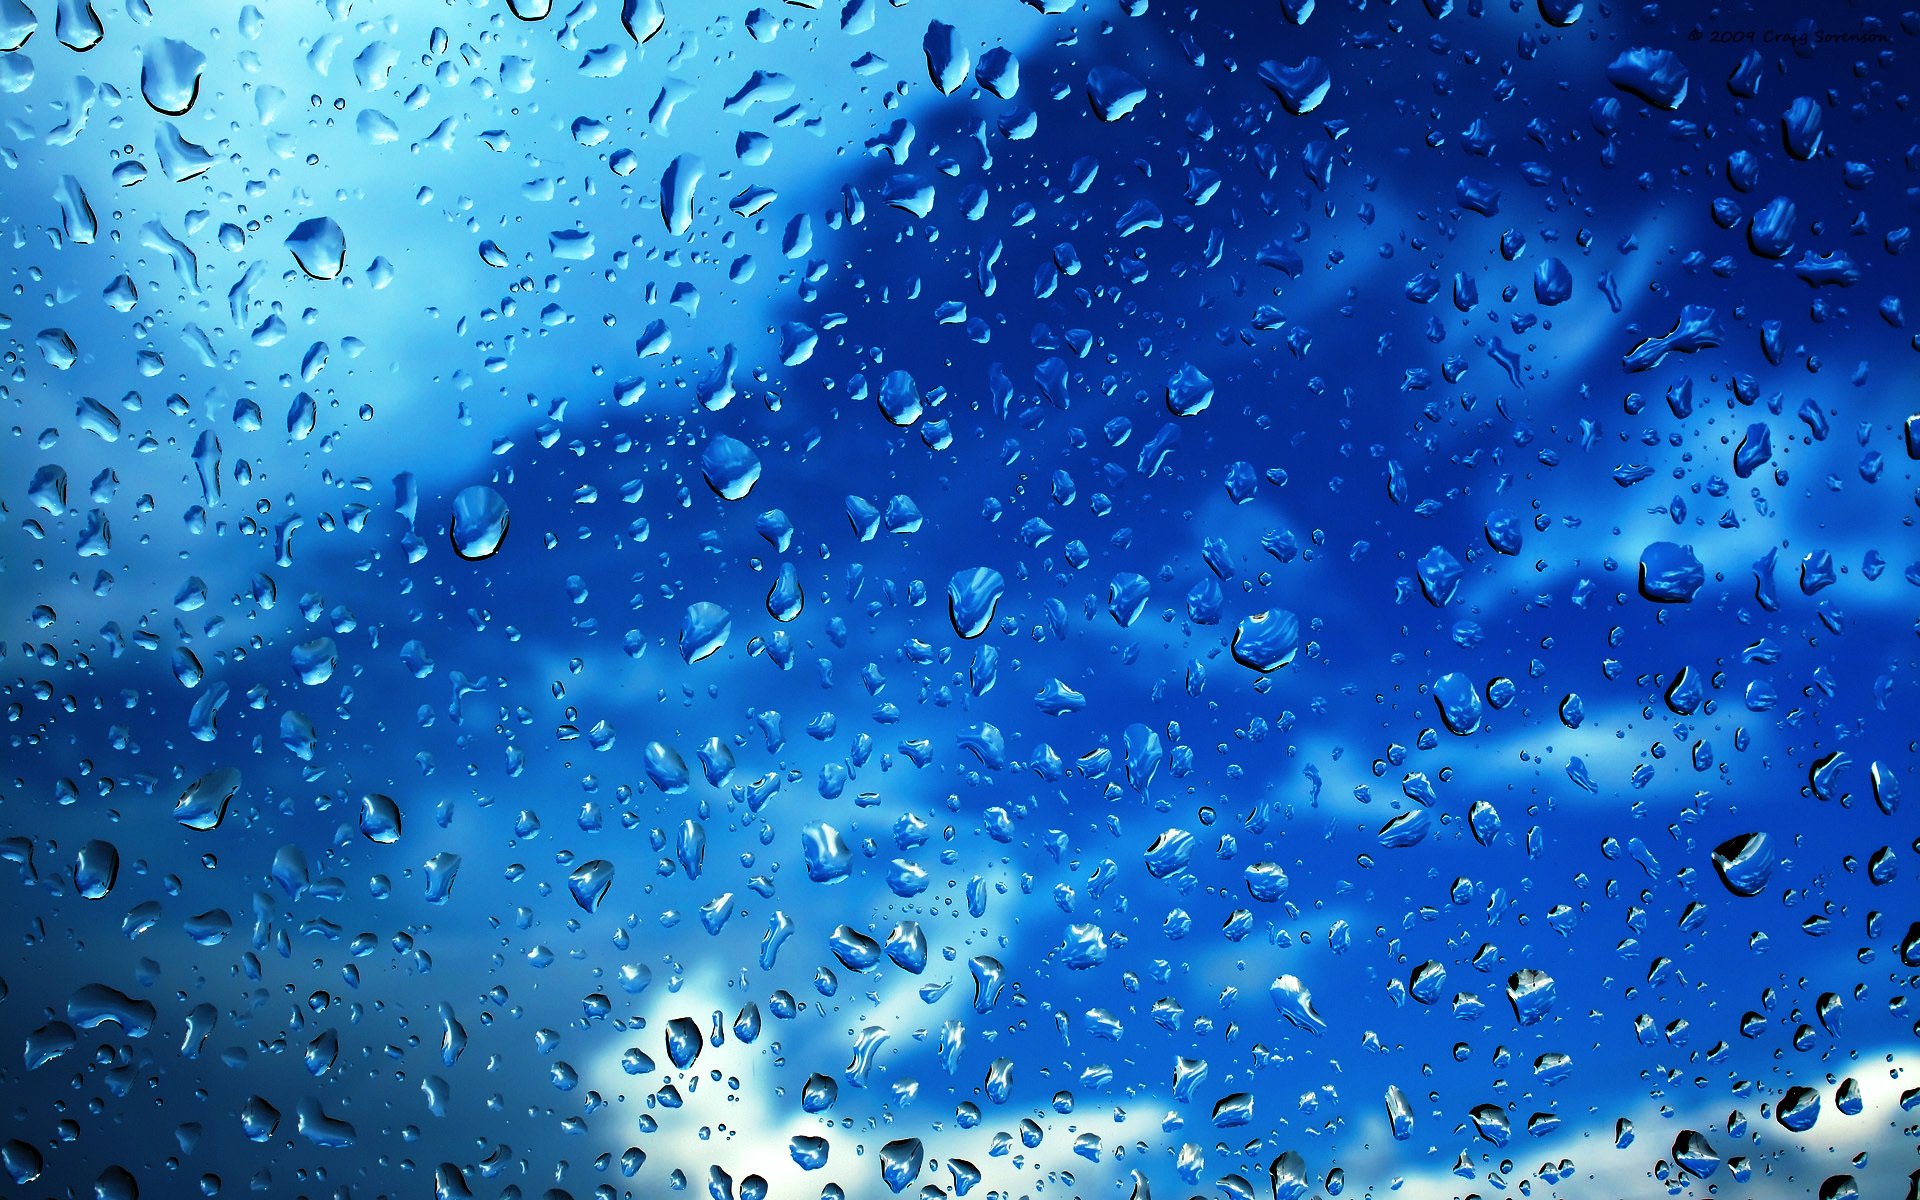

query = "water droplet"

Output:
[[175, 767, 241, 830], [1777, 1085, 1821, 1132], [663, 1016, 702, 1069], [801, 820, 853, 883], [789, 1136, 830, 1171], [878, 1137, 924, 1193], [801, 1072, 838, 1112], [1710, 832, 1774, 897], [74, 840, 119, 898], [677, 602, 731, 663], [358, 793, 402, 843], [1271, 1150, 1311, 1200], [1231, 609, 1300, 672], [291, 637, 338, 685], [1606, 47, 1689, 109], [1506, 968, 1556, 1025], [1165, 363, 1214, 416], [922, 21, 968, 95], [449, 486, 509, 560], [240, 1096, 281, 1141], [1432, 672, 1483, 734], [285, 217, 347, 281], [568, 859, 615, 912], [1672, 1130, 1721, 1179], [660, 154, 703, 234], [423, 852, 462, 904], [140, 38, 206, 115], [1086, 66, 1147, 121], [1258, 58, 1331, 114], [0, 0, 37, 53], [1638, 541, 1705, 602], [1270, 974, 1326, 1034], [700, 435, 761, 500], [877, 370, 924, 427]]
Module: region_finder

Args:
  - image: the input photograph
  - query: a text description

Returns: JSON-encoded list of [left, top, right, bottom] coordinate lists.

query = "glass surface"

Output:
[[2, 1, 1917, 1198]]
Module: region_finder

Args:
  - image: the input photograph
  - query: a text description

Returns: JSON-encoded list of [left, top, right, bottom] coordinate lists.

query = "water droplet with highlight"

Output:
[[449, 486, 509, 560], [286, 217, 347, 281]]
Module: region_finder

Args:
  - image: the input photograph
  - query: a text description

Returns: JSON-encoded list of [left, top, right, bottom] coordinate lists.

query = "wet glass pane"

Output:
[[2, 2, 1918, 1199]]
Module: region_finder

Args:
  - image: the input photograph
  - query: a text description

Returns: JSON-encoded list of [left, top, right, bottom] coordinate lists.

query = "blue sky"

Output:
[[1, 1, 1917, 1198]]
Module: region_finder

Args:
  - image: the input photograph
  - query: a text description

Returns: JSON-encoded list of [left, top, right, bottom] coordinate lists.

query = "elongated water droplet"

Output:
[[660, 154, 703, 234], [663, 1016, 702, 1069], [74, 840, 118, 898]]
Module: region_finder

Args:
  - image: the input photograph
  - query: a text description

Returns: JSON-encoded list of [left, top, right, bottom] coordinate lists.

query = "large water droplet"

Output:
[[1505, 968, 1556, 1025], [1606, 47, 1689, 110], [423, 851, 462, 904], [947, 567, 1005, 639], [1272, 1150, 1312, 1200], [140, 38, 206, 115], [677, 602, 731, 663], [240, 1096, 281, 1141], [829, 924, 883, 971], [175, 766, 241, 830], [801, 1072, 838, 1112], [1270, 973, 1326, 1034], [801, 820, 853, 883], [621, 0, 665, 41], [1432, 672, 1483, 735], [1231, 609, 1300, 672], [788, 1136, 830, 1171], [291, 637, 338, 686], [1672, 1130, 1721, 1179], [568, 859, 615, 912], [74, 839, 119, 898], [1086, 66, 1147, 121], [878, 1138, 924, 1194], [1777, 1085, 1821, 1132], [663, 1016, 702, 1069], [660, 154, 703, 234], [286, 217, 347, 281], [449, 486, 509, 560], [0, 0, 37, 53], [877, 370, 924, 427], [1638, 541, 1704, 602], [54, 0, 102, 52], [1710, 832, 1774, 897], [1258, 57, 1331, 114], [922, 20, 968, 95], [1165, 363, 1213, 416], [358, 793, 402, 843], [700, 435, 761, 500]]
